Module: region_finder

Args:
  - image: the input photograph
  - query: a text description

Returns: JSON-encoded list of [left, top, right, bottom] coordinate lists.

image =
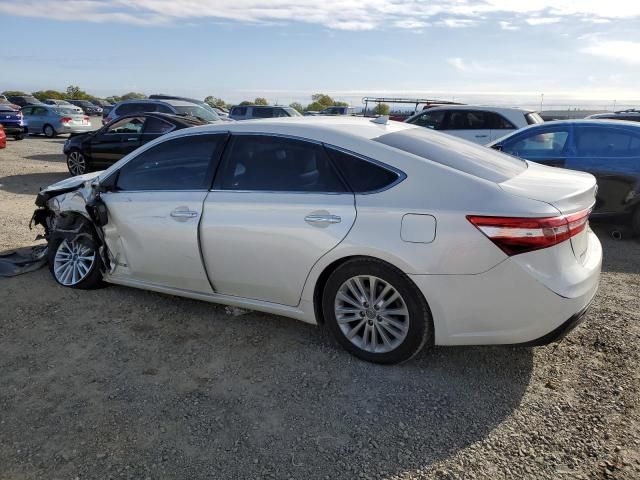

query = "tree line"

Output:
[[2, 86, 390, 114]]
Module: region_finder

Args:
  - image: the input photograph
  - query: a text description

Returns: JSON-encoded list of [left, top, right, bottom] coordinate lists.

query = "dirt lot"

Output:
[[0, 133, 639, 480]]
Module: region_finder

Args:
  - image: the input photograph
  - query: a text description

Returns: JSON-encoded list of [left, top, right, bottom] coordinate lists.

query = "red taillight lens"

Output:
[[60, 117, 73, 123], [84, 116, 89, 121], [467, 208, 591, 256]]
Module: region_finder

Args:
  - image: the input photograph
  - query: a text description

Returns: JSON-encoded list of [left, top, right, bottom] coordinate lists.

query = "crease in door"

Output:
[[197, 192, 217, 293]]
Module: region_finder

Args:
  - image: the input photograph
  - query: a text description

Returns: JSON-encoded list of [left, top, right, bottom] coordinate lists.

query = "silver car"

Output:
[[43, 99, 84, 114], [21, 105, 93, 137]]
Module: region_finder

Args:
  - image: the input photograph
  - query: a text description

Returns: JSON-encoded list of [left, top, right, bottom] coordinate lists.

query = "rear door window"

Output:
[[503, 129, 571, 159], [487, 112, 516, 130], [215, 135, 346, 192], [106, 117, 146, 134], [116, 134, 225, 191], [575, 127, 640, 158], [445, 110, 487, 130], [142, 117, 174, 134], [252, 108, 274, 118]]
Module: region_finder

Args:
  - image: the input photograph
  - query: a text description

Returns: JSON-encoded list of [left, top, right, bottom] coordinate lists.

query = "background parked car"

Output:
[[0, 97, 20, 110], [104, 99, 221, 125], [7, 95, 44, 108], [318, 106, 356, 116], [587, 109, 640, 123], [489, 119, 640, 235], [148, 94, 231, 120], [0, 104, 28, 140], [21, 105, 92, 138], [228, 105, 302, 120], [68, 99, 102, 116], [63, 112, 205, 175], [405, 106, 544, 144], [43, 99, 84, 114]]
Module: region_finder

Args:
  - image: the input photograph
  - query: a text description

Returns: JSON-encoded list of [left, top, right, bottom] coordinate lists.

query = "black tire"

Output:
[[47, 234, 102, 289], [66, 150, 91, 176], [43, 124, 56, 138], [632, 207, 640, 237], [322, 258, 432, 364], [14, 134, 24, 141]]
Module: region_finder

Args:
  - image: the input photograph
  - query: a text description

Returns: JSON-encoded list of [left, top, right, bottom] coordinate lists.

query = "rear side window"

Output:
[[116, 134, 224, 191], [575, 127, 640, 157], [107, 116, 145, 134], [326, 148, 400, 193], [216, 135, 346, 192], [375, 127, 527, 183], [487, 112, 515, 130], [143, 117, 174, 134], [503, 129, 570, 159], [407, 110, 446, 130]]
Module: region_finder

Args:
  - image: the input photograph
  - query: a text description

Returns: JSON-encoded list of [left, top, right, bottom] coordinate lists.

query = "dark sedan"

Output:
[[489, 119, 640, 235], [63, 112, 205, 176]]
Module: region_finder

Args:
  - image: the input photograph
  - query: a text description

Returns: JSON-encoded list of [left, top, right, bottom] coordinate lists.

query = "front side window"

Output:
[[216, 135, 346, 192], [446, 110, 486, 130], [407, 110, 446, 130], [116, 134, 224, 191], [142, 117, 174, 134], [502, 129, 570, 158], [172, 105, 218, 121], [107, 117, 145, 134]]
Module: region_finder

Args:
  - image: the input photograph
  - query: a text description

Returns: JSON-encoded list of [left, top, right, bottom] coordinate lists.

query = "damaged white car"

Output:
[[32, 117, 602, 364]]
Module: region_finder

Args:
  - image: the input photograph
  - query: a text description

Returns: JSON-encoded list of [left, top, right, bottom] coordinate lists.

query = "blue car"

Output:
[[489, 119, 640, 235], [0, 105, 28, 140]]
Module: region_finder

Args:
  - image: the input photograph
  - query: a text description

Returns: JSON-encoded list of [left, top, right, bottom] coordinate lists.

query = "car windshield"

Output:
[[173, 105, 219, 122], [284, 107, 302, 117], [375, 126, 527, 183]]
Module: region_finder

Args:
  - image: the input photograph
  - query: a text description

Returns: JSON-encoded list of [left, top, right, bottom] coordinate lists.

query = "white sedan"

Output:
[[33, 116, 601, 364]]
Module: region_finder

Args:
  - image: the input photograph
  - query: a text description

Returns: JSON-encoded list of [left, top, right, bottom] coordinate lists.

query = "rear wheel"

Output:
[[43, 124, 56, 138], [48, 235, 102, 289], [322, 258, 432, 364], [67, 150, 90, 176], [14, 134, 24, 140]]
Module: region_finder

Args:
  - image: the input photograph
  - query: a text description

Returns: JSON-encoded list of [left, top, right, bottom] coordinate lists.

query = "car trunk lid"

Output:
[[499, 161, 596, 263]]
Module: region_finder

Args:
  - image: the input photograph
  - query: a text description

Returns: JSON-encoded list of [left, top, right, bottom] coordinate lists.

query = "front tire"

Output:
[[322, 258, 432, 364], [48, 235, 102, 289], [43, 124, 57, 138], [632, 207, 640, 237], [67, 150, 90, 176], [14, 134, 24, 140]]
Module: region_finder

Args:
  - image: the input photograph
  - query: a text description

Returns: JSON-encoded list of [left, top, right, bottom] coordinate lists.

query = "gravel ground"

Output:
[[0, 133, 638, 480]]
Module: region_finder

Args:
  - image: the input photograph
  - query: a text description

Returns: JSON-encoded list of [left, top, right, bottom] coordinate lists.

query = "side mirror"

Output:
[[491, 144, 503, 151]]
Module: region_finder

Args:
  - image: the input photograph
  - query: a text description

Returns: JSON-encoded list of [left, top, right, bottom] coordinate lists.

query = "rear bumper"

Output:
[[0, 124, 27, 134], [516, 302, 592, 346], [409, 231, 602, 346]]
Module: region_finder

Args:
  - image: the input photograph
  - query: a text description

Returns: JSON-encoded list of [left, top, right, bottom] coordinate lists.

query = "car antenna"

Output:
[[371, 115, 389, 125]]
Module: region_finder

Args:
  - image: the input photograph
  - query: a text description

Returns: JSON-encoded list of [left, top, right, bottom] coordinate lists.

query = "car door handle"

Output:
[[475, 134, 488, 138], [305, 214, 341, 224], [170, 209, 198, 219], [126, 137, 138, 141]]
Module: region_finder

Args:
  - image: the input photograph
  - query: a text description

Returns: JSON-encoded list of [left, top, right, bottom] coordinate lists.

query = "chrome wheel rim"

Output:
[[334, 275, 410, 353], [53, 239, 95, 286], [44, 126, 54, 137], [67, 151, 86, 175]]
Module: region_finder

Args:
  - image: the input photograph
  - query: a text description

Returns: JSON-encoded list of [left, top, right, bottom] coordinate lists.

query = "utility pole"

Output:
[[539, 93, 544, 112], [613, 99, 617, 111]]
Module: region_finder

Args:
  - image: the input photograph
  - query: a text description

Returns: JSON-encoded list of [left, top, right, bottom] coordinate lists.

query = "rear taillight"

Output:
[[467, 208, 591, 256], [60, 117, 72, 123], [84, 116, 89, 121]]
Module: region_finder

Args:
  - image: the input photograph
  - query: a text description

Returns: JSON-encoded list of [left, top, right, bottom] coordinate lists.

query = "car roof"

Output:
[[111, 111, 206, 126], [422, 105, 534, 113], [117, 99, 199, 107]]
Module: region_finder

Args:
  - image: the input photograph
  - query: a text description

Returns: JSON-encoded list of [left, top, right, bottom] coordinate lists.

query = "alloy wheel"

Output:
[[53, 239, 96, 286], [334, 275, 410, 353], [67, 151, 86, 176]]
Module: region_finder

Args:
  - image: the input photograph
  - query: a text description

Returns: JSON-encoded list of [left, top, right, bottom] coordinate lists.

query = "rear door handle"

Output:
[[305, 214, 341, 225], [475, 134, 488, 138], [126, 137, 138, 141]]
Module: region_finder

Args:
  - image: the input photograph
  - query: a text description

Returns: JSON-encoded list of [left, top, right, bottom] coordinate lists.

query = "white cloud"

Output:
[[447, 57, 467, 71], [525, 17, 561, 25], [0, 0, 638, 30], [582, 40, 640, 65], [498, 21, 519, 30]]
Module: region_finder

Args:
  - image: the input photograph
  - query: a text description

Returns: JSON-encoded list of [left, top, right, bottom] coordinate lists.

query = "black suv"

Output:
[[7, 95, 44, 107]]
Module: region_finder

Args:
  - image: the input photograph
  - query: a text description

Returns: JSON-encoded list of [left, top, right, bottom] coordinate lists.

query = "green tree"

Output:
[[373, 103, 390, 115], [306, 93, 349, 111], [289, 102, 305, 113], [238, 100, 254, 106], [105, 96, 121, 104], [65, 85, 94, 100], [120, 92, 146, 100], [204, 96, 228, 109], [305, 102, 325, 112], [2, 90, 28, 97], [254, 97, 269, 106], [32, 90, 66, 101]]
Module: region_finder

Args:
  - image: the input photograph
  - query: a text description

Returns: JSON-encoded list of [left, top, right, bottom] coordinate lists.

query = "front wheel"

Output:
[[322, 258, 432, 364], [14, 134, 24, 140], [48, 236, 102, 289], [67, 150, 89, 176]]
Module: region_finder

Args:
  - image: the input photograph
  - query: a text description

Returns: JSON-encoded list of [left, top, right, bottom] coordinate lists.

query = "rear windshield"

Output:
[[173, 105, 219, 122], [525, 112, 544, 125], [54, 107, 80, 115], [374, 127, 527, 183]]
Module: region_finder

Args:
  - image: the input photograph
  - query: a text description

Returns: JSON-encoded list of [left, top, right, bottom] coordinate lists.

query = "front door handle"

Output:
[[305, 214, 341, 225], [126, 137, 138, 141], [170, 209, 198, 220], [475, 134, 488, 138]]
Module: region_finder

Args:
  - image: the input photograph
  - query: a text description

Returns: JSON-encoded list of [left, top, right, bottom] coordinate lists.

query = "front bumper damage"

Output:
[[30, 174, 111, 274]]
